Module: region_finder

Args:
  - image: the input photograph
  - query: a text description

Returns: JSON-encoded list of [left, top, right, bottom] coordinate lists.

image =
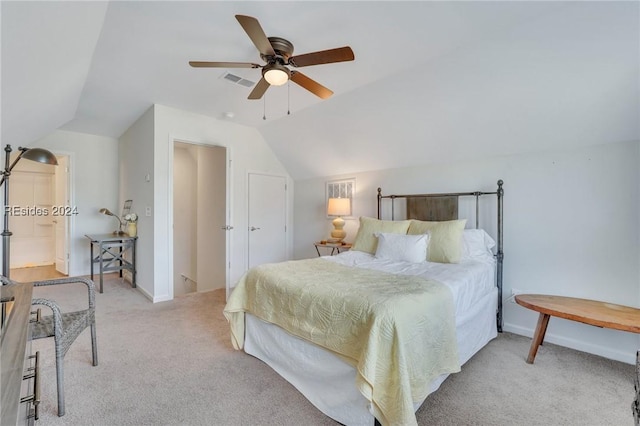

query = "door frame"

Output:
[[54, 154, 71, 275], [8, 150, 73, 274], [246, 171, 288, 269], [53, 151, 74, 276], [167, 136, 232, 300]]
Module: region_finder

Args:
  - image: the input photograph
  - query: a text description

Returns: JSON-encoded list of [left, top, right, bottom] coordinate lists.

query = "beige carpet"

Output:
[[31, 276, 635, 426]]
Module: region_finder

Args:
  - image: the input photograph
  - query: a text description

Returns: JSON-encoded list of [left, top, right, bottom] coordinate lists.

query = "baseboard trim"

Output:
[[135, 285, 153, 301], [153, 294, 172, 303], [504, 322, 635, 365]]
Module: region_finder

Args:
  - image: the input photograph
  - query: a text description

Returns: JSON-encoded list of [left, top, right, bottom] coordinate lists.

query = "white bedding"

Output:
[[242, 251, 498, 425], [326, 250, 496, 320]]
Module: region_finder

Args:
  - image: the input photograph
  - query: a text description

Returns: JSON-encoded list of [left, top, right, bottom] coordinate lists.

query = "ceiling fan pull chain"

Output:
[[263, 94, 266, 120], [287, 80, 291, 115]]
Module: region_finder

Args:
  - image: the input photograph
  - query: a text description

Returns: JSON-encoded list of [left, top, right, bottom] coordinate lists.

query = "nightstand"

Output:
[[314, 241, 352, 256]]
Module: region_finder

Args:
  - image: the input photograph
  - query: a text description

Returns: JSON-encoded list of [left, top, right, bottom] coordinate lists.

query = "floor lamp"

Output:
[[1, 144, 58, 280]]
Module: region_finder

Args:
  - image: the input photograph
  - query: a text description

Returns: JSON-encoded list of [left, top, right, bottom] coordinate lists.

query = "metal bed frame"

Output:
[[376, 179, 504, 332]]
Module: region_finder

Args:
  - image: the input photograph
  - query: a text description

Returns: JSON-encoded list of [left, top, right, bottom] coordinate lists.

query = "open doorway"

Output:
[[9, 153, 71, 282], [172, 142, 227, 297]]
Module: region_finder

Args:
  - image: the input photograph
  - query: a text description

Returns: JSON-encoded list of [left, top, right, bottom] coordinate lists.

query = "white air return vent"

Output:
[[221, 72, 255, 88]]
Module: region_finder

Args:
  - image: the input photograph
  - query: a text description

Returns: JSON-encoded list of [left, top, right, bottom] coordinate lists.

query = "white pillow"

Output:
[[460, 229, 496, 261], [374, 232, 429, 263]]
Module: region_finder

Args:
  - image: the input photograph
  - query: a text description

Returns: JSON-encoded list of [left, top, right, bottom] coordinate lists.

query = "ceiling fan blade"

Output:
[[189, 61, 260, 68], [235, 15, 276, 57], [289, 46, 354, 68], [248, 77, 270, 100], [290, 71, 333, 99]]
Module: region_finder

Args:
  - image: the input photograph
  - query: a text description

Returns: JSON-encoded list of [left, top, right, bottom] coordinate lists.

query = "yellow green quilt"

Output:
[[224, 258, 460, 426]]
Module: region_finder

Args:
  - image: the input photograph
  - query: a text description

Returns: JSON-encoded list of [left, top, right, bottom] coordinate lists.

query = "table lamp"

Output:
[[327, 197, 351, 242], [99, 208, 126, 235]]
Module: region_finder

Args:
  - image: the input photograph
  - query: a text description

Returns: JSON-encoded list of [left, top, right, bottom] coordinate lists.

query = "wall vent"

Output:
[[221, 72, 255, 88]]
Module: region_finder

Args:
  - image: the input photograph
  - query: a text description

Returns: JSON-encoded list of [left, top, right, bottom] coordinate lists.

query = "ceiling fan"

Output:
[[189, 15, 355, 100]]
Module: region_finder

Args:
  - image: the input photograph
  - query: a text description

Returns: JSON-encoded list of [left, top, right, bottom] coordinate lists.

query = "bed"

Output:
[[224, 180, 504, 426]]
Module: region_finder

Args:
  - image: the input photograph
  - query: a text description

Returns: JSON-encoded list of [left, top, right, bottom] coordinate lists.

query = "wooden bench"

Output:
[[514, 294, 640, 364]]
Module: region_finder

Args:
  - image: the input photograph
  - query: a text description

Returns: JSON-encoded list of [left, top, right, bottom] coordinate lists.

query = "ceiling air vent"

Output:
[[221, 72, 255, 88]]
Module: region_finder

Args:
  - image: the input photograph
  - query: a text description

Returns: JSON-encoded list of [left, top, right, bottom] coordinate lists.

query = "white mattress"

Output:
[[244, 252, 498, 425]]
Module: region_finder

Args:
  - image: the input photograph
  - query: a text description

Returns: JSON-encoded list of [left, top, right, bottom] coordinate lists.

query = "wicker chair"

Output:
[[1, 276, 99, 417]]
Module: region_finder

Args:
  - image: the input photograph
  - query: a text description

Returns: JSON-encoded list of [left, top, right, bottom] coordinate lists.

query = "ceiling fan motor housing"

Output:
[[262, 37, 294, 63]]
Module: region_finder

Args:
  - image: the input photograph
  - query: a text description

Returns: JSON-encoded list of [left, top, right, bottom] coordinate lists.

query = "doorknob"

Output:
[[220, 225, 234, 231], [250, 226, 261, 231]]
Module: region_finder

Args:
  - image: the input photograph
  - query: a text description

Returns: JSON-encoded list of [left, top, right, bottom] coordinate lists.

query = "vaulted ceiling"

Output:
[[2, 1, 638, 179]]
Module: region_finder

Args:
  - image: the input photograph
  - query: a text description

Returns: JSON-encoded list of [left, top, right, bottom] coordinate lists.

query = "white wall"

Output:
[[119, 104, 293, 302], [30, 130, 119, 276], [119, 106, 155, 299], [294, 140, 640, 364]]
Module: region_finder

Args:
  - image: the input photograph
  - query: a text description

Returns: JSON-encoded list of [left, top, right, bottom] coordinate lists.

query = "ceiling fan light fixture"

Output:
[[263, 63, 290, 86]]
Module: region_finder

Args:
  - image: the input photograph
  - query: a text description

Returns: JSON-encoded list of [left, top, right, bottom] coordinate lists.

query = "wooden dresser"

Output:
[[1, 282, 38, 425]]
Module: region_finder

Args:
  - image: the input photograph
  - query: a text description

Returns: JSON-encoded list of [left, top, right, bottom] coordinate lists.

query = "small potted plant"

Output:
[[124, 212, 138, 237]]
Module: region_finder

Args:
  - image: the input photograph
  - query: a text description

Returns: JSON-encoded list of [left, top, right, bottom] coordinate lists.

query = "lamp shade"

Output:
[[327, 198, 351, 216], [21, 147, 58, 165]]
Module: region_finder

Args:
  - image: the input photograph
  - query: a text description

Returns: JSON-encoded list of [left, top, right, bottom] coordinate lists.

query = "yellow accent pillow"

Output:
[[351, 217, 411, 254], [407, 219, 467, 263]]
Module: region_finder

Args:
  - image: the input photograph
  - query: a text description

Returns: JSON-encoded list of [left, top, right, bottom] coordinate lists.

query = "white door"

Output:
[[10, 171, 55, 268], [248, 173, 287, 268], [54, 156, 69, 274], [196, 145, 226, 292]]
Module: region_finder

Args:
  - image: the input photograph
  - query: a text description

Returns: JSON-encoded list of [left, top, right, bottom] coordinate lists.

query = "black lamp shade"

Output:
[[21, 148, 58, 165]]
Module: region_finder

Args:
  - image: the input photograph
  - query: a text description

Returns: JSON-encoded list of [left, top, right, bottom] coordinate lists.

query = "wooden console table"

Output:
[[515, 294, 640, 364], [1, 282, 38, 425], [86, 234, 137, 293]]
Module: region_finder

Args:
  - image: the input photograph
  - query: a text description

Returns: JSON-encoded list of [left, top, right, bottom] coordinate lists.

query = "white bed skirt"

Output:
[[244, 287, 498, 426]]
